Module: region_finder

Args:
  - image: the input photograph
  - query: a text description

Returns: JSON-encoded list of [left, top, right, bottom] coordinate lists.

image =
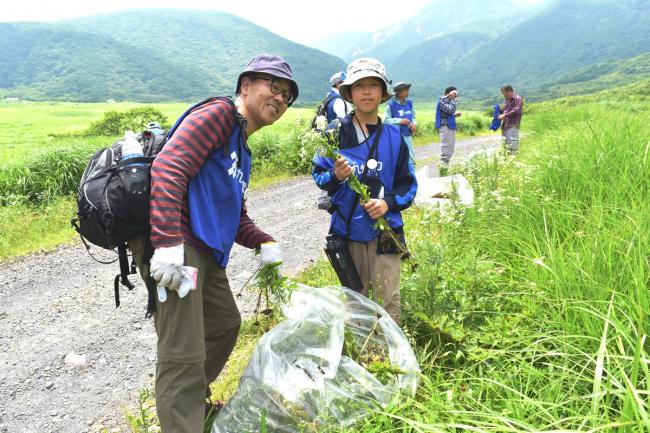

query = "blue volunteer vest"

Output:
[[388, 98, 414, 137], [316, 123, 405, 243], [188, 122, 251, 268], [435, 99, 456, 130], [489, 104, 502, 131], [325, 90, 343, 123]]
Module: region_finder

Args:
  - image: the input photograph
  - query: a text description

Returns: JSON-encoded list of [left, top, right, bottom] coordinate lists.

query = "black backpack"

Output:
[[72, 97, 228, 317], [310, 95, 338, 131]]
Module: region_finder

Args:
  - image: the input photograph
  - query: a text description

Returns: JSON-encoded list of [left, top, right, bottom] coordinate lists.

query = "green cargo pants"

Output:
[[129, 237, 241, 433]]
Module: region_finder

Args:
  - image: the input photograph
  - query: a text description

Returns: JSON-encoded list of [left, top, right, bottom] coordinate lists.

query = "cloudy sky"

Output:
[[2, 0, 548, 46]]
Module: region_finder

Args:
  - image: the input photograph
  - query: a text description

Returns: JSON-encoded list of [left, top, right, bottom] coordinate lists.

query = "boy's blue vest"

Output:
[[314, 123, 405, 243], [325, 90, 343, 123], [435, 99, 456, 130], [188, 122, 251, 268], [387, 98, 414, 137]]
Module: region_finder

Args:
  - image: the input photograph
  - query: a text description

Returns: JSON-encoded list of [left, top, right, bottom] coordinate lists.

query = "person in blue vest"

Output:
[[312, 58, 418, 325], [384, 81, 416, 166], [324, 71, 352, 123], [133, 54, 298, 433], [435, 86, 462, 175], [316, 71, 353, 209]]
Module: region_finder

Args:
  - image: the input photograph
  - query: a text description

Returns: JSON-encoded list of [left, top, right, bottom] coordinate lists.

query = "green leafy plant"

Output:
[[0, 146, 92, 204], [243, 262, 295, 321], [125, 388, 157, 433], [318, 128, 408, 256], [85, 106, 169, 136]]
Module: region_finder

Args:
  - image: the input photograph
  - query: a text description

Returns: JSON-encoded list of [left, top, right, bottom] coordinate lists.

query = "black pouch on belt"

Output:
[[324, 233, 363, 292]]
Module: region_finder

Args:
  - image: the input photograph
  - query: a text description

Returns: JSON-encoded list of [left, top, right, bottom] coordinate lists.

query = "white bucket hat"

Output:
[[338, 57, 393, 103]]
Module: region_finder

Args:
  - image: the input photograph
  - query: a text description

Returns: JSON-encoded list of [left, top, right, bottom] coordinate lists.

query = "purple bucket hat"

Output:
[[236, 54, 299, 106]]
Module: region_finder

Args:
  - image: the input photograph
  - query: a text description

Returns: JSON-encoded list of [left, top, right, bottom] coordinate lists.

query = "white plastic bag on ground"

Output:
[[212, 284, 419, 433], [415, 165, 474, 208]]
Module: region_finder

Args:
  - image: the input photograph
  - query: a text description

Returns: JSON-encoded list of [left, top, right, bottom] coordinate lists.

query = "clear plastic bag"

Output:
[[415, 167, 475, 208], [212, 284, 420, 433]]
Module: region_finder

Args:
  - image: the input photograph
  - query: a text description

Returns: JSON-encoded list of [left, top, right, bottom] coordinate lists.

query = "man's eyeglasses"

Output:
[[253, 75, 295, 105]]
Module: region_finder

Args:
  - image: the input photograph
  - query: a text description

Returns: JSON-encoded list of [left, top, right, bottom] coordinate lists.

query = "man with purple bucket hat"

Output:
[[129, 54, 298, 432]]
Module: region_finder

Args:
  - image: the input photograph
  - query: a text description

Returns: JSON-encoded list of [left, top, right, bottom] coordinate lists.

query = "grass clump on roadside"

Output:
[[0, 197, 77, 261]]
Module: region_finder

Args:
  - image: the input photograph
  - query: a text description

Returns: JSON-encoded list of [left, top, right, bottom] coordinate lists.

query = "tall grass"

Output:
[[287, 102, 649, 432], [0, 145, 96, 204], [372, 103, 649, 431]]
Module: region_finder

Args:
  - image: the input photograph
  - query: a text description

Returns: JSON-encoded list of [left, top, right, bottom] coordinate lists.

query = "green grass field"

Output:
[[0, 101, 486, 166], [0, 100, 489, 260], [0, 101, 182, 164]]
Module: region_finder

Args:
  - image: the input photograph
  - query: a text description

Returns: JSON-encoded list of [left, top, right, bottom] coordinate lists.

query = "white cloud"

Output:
[[3, 0, 552, 45], [2, 0, 434, 45]]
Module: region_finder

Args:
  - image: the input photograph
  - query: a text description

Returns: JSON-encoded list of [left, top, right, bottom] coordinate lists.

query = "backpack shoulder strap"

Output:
[[322, 95, 338, 110], [167, 96, 236, 140], [166, 96, 239, 158], [113, 243, 135, 308]]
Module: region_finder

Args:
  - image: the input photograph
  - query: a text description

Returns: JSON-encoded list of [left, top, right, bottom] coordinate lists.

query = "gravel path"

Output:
[[0, 134, 500, 433]]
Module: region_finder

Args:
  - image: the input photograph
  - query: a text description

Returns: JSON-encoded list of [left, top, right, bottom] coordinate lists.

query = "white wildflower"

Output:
[[532, 257, 545, 266]]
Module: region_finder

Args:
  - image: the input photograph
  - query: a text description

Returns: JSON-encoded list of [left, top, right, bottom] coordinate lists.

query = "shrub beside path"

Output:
[[0, 133, 501, 433]]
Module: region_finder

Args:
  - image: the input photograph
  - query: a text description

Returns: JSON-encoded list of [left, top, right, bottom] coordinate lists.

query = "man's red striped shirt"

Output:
[[149, 99, 273, 253]]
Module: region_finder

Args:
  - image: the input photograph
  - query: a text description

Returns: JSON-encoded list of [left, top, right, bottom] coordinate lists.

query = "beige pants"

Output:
[[129, 237, 240, 433], [439, 126, 456, 165], [502, 126, 520, 153], [347, 238, 401, 324]]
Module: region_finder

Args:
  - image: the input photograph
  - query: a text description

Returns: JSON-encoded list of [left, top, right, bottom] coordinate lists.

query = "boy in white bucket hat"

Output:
[[312, 58, 418, 324]]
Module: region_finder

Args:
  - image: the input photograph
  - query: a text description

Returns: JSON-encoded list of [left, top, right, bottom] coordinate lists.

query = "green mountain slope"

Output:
[[365, 0, 538, 63], [0, 10, 346, 103], [308, 30, 375, 63], [387, 32, 490, 97], [60, 9, 346, 102], [535, 52, 650, 99], [0, 23, 210, 102], [454, 0, 650, 95], [312, 0, 543, 62]]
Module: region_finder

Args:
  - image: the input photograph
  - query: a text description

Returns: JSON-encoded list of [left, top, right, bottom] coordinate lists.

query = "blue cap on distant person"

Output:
[[236, 54, 299, 106], [329, 71, 346, 87]]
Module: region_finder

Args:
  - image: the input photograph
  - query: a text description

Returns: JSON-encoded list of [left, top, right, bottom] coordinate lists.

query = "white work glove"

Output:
[[149, 244, 184, 302], [259, 242, 283, 269]]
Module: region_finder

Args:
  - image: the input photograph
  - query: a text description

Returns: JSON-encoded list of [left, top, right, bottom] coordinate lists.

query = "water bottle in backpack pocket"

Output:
[[119, 131, 149, 195]]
